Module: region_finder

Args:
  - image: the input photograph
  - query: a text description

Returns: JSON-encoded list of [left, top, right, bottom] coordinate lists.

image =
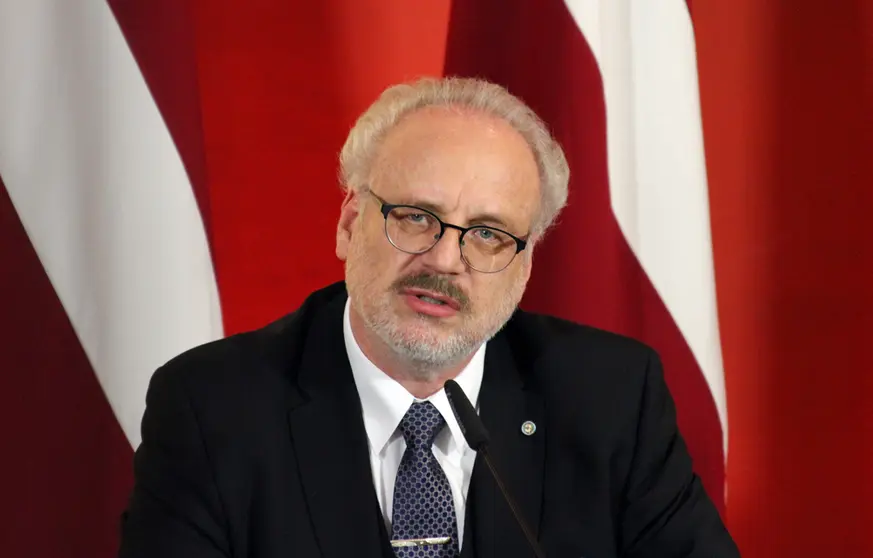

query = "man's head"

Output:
[[335, 77, 569, 380]]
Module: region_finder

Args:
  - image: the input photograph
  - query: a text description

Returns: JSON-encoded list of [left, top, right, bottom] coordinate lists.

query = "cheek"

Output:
[[470, 276, 502, 303], [351, 219, 383, 257], [350, 230, 411, 279], [475, 269, 527, 304]]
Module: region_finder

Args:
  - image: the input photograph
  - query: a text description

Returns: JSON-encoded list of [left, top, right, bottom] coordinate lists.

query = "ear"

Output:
[[520, 249, 533, 283], [336, 189, 362, 261], [516, 243, 534, 284]]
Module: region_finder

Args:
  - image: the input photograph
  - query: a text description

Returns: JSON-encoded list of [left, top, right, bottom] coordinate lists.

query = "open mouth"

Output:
[[399, 287, 463, 315]]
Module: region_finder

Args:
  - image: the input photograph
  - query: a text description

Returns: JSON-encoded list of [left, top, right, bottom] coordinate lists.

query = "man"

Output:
[[119, 77, 739, 557]]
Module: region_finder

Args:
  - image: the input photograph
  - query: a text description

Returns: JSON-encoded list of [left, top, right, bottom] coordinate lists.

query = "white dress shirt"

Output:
[[343, 299, 485, 548]]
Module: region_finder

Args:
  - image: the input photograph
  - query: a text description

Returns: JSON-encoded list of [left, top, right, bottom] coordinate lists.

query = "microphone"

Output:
[[444, 380, 546, 558]]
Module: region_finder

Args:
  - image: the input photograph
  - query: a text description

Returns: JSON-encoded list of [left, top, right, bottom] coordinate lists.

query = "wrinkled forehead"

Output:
[[369, 107, 541, 232]]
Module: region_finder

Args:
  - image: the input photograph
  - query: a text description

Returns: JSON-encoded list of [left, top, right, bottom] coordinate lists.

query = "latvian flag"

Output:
[[0, 1, 727, 555]]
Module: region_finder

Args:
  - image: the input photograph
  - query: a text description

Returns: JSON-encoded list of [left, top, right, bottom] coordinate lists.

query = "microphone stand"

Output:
[[480, 448, 546, 558]]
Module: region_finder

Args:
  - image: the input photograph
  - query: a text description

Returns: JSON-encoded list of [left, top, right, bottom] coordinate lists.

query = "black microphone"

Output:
[[444, 379, 546, 558]]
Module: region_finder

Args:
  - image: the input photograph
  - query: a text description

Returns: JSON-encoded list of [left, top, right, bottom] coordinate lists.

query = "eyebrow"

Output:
[[407, 199, 512, 230]]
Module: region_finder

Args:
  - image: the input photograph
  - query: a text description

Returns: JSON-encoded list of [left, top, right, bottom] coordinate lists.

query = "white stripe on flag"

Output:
[[563, 0, 727, 440], [0, 1, 223, 447]]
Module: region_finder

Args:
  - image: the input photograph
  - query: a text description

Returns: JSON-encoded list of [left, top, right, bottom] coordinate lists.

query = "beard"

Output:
[[344, 238, 525, 381]]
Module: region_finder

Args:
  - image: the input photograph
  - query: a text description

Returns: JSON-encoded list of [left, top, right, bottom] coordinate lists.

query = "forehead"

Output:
[[369, 106, 541, 231]]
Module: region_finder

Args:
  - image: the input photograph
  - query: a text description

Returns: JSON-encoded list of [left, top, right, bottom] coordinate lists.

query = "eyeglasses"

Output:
[[368, 191, 528, 273]]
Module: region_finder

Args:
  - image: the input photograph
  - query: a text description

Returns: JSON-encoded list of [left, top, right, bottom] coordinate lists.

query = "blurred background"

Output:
[[1, 0, 871, 556]]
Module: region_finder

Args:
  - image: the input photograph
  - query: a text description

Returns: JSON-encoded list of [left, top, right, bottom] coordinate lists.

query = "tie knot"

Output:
[[398, 401, 446, 448]]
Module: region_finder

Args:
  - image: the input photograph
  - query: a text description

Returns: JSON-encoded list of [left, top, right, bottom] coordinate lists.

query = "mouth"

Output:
[[401, 288, 461, 310], [399, 287, 463, 317]]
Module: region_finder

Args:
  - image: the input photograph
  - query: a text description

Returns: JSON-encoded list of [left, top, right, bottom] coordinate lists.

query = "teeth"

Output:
[[418, 295, 445, 305]]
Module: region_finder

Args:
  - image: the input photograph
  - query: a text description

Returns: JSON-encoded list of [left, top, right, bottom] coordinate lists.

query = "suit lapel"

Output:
[[286, 294, 393, 558], [463, 332, 546, 558]]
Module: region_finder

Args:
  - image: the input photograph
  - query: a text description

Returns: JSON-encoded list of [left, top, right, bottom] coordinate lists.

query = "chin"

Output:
[[392, 318, 449, 345], [391, 340, 470, 373], [377, 317, 473, 367]]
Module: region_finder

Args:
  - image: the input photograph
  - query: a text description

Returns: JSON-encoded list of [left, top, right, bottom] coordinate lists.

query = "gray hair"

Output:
[[338, 76, 570, 239]]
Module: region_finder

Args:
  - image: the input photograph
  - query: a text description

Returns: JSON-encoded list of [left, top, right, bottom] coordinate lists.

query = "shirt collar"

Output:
[[343, 297, 486, 456]]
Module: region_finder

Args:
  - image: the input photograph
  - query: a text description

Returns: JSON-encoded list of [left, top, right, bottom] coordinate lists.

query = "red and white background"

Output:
[[1, 1, 871, 556]]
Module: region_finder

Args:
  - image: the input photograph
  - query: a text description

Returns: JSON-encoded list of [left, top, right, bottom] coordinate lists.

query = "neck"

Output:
[[349, 306, 474, 399]]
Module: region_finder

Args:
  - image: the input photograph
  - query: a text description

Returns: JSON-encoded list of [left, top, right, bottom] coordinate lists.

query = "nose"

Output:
[[418, 227, 468, 275]]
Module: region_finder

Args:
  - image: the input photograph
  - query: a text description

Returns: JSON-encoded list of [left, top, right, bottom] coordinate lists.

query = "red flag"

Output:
[[0, 1, 220, 554], [444, 0, 727, 510]]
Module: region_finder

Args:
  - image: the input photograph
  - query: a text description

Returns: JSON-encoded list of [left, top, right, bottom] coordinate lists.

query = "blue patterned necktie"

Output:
[[390, 401, 460, 557]]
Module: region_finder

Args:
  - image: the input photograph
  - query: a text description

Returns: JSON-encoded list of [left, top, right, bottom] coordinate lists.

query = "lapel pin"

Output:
[[521, 420, 536, 436]]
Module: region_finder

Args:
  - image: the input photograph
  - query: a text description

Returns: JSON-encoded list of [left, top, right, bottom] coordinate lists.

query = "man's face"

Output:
[[337, 107, 541, 374]]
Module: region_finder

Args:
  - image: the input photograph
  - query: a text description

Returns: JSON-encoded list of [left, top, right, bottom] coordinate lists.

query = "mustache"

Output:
[[393, 274, 471, 310]]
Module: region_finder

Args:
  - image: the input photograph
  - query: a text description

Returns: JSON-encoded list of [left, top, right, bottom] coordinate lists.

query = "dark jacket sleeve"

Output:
[[118, 365, 230, 558], [619, 350, 740, 558]]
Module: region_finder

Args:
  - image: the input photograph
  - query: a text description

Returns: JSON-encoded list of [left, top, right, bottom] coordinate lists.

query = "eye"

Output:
[[472, 228, 501, 242]]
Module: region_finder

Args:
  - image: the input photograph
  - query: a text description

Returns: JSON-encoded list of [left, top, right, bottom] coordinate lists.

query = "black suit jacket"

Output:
[[119, 281, 739, 557]]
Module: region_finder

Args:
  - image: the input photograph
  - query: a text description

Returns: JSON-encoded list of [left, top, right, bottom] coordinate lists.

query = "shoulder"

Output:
[[498, 308, 664, 423], [147, 281, 347, 405], [502, 308, 658, 376], [500, 309, 666, 452]]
